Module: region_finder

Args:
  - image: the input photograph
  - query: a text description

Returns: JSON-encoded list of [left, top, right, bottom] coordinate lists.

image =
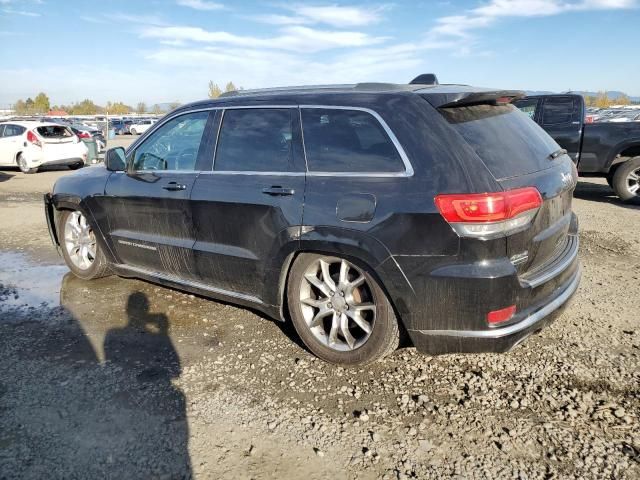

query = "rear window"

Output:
[[36, 125, 73, 138], [438, 104, 559, 179]]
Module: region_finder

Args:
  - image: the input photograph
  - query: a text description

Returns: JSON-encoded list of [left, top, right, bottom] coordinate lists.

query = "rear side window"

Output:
[[301, 108, 404, 173], [542, 97, 577, 125], [214, 108, 294, 172], [2, 124, 25, 137], [36, 125, 73, 138], [439, 104, 559, 179]]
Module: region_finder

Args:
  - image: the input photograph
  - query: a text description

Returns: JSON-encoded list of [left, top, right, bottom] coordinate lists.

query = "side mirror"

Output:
[[105, 147, 126, 171]]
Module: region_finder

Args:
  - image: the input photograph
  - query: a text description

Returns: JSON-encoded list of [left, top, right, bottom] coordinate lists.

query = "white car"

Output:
[[0, 121, 88, 173], [130, 119, 157, 135]]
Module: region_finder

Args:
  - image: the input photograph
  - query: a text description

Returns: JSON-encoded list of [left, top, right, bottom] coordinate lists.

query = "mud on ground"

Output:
[[0, 161, 638, 479]]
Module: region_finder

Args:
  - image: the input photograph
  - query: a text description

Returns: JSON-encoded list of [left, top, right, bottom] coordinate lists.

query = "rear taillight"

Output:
[[435, 187, 542, 239], [77, 131, 91, 139], [27, 130, 42, 148]]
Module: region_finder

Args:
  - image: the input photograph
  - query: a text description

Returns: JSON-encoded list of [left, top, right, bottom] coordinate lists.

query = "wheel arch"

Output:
[[271, 228, 414, 325], [49, 195, 118, 263], [606, 141, 640, 172]]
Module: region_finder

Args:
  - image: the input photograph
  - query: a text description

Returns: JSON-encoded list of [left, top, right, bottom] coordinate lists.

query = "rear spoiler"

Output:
[[420, 88, 526, 108]]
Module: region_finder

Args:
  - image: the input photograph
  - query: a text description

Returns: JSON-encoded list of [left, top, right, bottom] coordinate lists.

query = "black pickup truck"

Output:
[[513, 94, 640, 203]]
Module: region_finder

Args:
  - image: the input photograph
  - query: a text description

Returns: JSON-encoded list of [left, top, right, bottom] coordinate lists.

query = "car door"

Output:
[[189, 107, 306, 299], [0, 124, 25, 166], [540, 95, 583, 163], [104, 110, 213, 278]]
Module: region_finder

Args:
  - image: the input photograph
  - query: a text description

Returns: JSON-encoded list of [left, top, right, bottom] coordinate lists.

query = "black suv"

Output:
[[45, 82, 581, 365]]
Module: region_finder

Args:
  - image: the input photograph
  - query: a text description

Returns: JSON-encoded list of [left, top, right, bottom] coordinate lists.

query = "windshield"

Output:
[[438, 104, 560, 179]]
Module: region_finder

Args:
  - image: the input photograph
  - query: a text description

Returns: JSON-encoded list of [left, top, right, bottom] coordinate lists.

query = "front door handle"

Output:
[[163, 181, 187, 191], [262, 186, 295, 196]]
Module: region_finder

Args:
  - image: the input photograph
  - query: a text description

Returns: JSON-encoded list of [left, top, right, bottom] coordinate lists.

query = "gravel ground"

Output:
[[0, 148, 638, 479]]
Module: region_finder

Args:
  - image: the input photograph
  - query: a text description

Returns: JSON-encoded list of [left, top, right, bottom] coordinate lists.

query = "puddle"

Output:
[[0, 251, 68, 313]]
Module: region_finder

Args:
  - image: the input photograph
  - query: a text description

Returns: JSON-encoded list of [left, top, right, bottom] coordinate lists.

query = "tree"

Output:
[[69, 99, 102, 115], [224, 81, 237, 93], [616, 94, 630, 106], [208, 81, 222, 98], [151, 104, 163, 114], [105, 101, 132, 114], [168, 102, 181, 111], [136, 102, 147, 114], [33, 92, 50, 113], [13, 99, 27, 114], [584, 95, 596, 107], [594, 91, 611, 109]]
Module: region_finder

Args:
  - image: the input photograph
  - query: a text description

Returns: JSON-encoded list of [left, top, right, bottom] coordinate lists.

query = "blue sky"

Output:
[[0, 0, 639, 107]]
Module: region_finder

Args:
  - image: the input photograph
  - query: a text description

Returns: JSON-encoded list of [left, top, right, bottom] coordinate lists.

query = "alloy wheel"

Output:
[[64, 211, 96, 270], [299, 257, 376, 351], [626, 167, 640, 196]]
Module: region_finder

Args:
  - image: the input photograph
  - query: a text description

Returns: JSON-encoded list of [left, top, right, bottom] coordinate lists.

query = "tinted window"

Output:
[[302, 108, 404, 173], [301, 108, 404, 173], [542, 97, 576, 125], [2, 124, 25, 137], [513, 98, 539, 120], [439, 104, 560, 179], [214, 109, 294, 172], [132, 111, 208, 171]]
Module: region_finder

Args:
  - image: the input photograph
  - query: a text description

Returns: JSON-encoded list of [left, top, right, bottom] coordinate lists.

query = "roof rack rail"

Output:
[[220, 84, 355, 98]]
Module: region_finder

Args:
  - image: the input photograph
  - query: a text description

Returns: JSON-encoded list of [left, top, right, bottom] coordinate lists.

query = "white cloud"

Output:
[[140, 24, 386, 53], [2, 7, 40, 16], [429, 0, 638, 39], [176, 0, 224, 11], [250, 3, 390, 28]]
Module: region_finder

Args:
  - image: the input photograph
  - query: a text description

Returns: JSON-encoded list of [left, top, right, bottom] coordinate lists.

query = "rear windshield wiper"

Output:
[[549, 149, 567, 160]]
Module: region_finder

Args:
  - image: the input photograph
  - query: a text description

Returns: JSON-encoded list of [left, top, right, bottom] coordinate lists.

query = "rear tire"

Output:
[[59, 209, 111, 280], [287, 253, 400, 366], [612, 157, 640, 204], [17, 154, 37, 174], [131, 128, 137, 135], [68, 162, 84, 170]]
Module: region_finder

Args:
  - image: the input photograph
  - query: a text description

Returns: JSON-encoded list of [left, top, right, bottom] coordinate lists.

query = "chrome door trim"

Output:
[[116, 263, 265, 305]]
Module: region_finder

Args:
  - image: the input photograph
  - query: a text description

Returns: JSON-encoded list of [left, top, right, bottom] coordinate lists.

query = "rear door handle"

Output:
[[163, 181, 187, 191], [262, 186, 295, 196]]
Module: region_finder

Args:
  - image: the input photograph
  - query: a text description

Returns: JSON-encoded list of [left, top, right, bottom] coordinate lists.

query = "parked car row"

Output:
[[585, 107, 640, 123]]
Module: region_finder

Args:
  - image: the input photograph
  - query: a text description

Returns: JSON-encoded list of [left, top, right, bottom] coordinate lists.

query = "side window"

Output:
[[300, 108, 405, 173], [2, 124, 25, 137], [542, 97, 576, 125], [214, 108, 294, 172], [513, 99, 539, 120], [0, 125, 6, 137], [132, 111, 208, 171]]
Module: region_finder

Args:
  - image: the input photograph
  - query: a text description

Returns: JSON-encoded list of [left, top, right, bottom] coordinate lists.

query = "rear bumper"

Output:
[[407, 263, 581, 355]]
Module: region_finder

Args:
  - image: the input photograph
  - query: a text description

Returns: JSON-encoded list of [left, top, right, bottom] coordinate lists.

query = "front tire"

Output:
[[131, 128, 137, 135], [17, 154, 37, 174], [68, 162, 84, 170], [287, 253, 400, 366], [612, 157, 640, 204], [59, 210, 111, 280]]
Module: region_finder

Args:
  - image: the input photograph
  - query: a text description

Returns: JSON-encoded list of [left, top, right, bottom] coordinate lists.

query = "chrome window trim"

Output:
[[128, 103, 415, 178], [200, 171, 305, 176], [299, 105, 414, 178]]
